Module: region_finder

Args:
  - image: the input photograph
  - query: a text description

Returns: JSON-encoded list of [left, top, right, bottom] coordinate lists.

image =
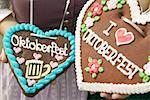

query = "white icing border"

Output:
[[127, 0, 150, 25], [75, 0, 150, 94]]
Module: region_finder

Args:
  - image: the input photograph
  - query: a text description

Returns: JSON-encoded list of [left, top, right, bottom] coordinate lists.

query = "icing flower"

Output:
[[143, 62, 150, 76], [84, 17, 95, 28], [90, 2, 103, 16], [88, 59, 100, 74], [106, 0, 118, 10], [84, 57, 104, 79]]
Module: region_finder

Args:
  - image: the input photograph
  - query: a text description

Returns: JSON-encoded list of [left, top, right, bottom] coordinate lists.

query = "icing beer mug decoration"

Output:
[[24, 40, 68, 80], [25, 60, 51, 80]]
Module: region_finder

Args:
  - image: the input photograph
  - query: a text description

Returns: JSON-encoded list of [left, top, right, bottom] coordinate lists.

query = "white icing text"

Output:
[[82, 29, 143, 79], [11, 34, 68, 57]]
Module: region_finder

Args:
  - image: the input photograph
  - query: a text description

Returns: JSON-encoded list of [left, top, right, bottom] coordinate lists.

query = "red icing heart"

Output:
[[115, 28, 135, 46]]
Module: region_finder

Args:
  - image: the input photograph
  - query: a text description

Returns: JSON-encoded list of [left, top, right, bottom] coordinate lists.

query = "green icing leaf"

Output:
[[88, 57, 93, 62], [88, 12, 92, 17], [117, 0, 122, 3], [92, 73, 97, 79], [81, 24, 86, 29], [103, 6, 109, 12], [143, 75, 150, 83], [98, 59, 103, 64], [81, 27, 87, 33], [94, 16, 100, 22], [148, 56, 150, 61], [101, 0, 106, 5], [139, 72, 145, 78], [117, 3, 123, 9], [120, 0, 126, 4], [99, 67, 104, 73], [84, 67, 90, 72]]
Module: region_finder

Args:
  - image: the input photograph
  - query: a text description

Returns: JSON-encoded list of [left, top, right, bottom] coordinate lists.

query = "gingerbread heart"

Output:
[[3, 24, 75, 96], [75, 0, 150, 94]]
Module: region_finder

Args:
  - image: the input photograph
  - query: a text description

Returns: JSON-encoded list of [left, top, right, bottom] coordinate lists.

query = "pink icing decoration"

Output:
[[16, 57, 25, 64], [88, 59, 100, 74], [90, 2, 103, 16], [106, 0, 117, 10], [27, 79, 36, 86], [115, 28, 135, 46], [13, 47, 22, 54], [33, 53, 42, 60], [55, 55, 64, 61], [50, 61, 58, 69]]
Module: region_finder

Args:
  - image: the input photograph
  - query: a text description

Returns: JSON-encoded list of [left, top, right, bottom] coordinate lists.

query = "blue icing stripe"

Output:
[[71, 45, 75, 50], [15, 24, 21, 31], [57, 64, 65, 69], [67, 56, 75, 62], [4, 43, 11, 49], [3, 36, 10, 42], [45, 31, 50, 36], [37, 30, 43, 35], [34, 84, 44, 90], [21, 84, 30, 93], [20, 24, 26, 30], [14, 68, 23, 76], [55, 30, 61, 35], [10, 61, 19, 68], [51, 29, 58, 36], [63, 61, 70, 67], [24, 24, 31, 30], [18, 76, 27, 85], [51, 68, 63, 74], [5, 48, 13, 54], [8, 54, 16, 61], [33, 27, 40, 33], [38, 79, 50, 85], [3, 24, 75, 95], [5, 32, 13, 38], [29, 25, 36, 31], [64, 32, 70, 38], [8, 26, 15, 32], [45, 74, 56, 80], [48, 31, 55, 36], [70, 40, 75, 45], [69, 50, 75, 56], [68, 36, 75, 41], [28, 87, 36, 93]]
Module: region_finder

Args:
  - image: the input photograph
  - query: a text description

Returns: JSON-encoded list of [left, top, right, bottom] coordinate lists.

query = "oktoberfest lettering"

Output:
[[82, 29, 143, 79], [11, 34, 68, 57]]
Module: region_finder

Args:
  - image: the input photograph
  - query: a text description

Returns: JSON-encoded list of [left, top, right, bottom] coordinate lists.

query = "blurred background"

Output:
[[0, 35, 2, 52]]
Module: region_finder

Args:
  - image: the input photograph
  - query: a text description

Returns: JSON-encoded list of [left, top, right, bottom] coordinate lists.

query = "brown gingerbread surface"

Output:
[[9, 30, 72, 96], [80, 0, 150, 84], [13, 31, 71, 77]]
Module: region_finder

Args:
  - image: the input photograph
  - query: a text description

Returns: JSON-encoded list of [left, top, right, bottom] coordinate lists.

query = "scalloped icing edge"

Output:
[[75, 0, 150, 94], [127, 0, 150, 25], [3, 23, 75, 94]]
